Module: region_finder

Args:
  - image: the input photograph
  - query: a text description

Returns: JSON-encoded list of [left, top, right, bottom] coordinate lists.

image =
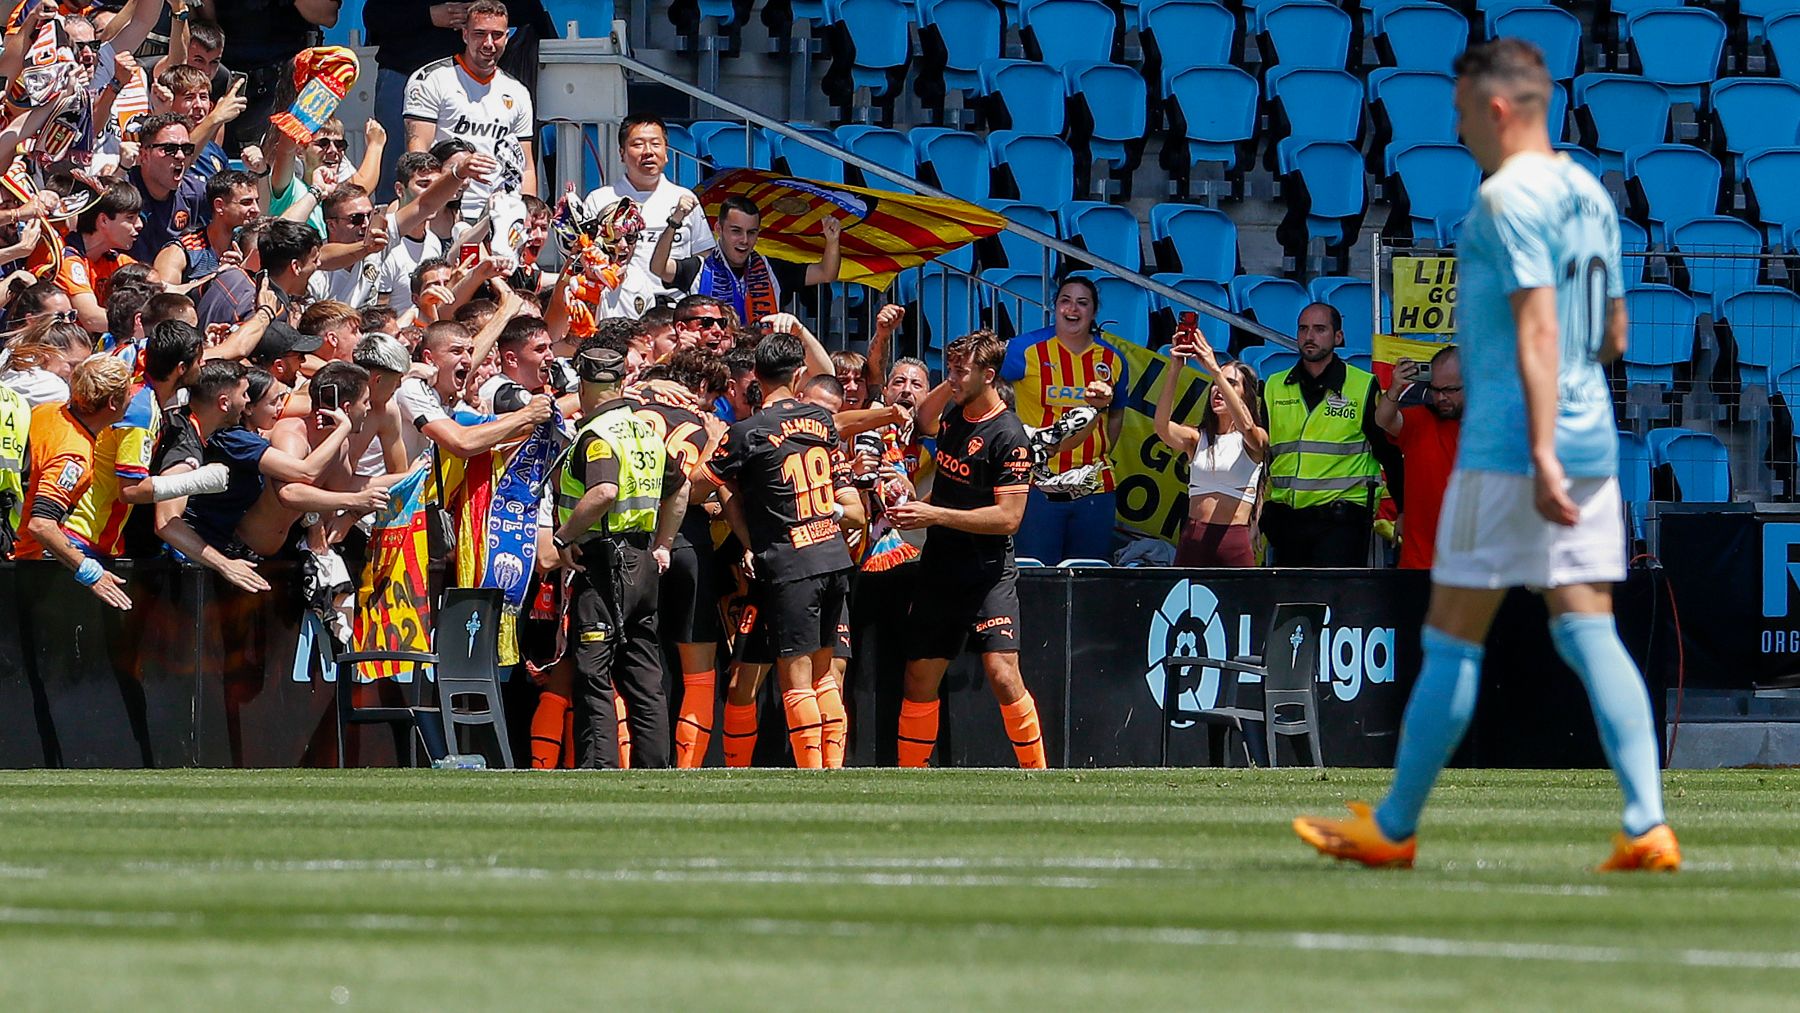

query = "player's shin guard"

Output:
[[1375, 626, 1483, 841], [674, 671, 716, 769], [897, 698, 939, 768], [1551, 613, 1667, 837], [615, 693, 632, 770], [1000, 693, 1048, 769], [529, 691, 570, 770], [781, 688, 824, 769], [815, 672, 847, 769], [722, 702, 758, 768]]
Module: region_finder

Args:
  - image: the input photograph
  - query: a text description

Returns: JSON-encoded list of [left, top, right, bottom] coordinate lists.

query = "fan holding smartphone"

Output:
[[1153, 314, 1270, 567]]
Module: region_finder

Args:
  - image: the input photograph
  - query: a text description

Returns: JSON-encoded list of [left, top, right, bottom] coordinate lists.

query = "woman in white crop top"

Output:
[[1153, 334, 1268, 566]]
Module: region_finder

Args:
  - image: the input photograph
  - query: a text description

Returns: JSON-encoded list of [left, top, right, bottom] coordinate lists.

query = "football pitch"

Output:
[[0, 768, 1796, 1010]]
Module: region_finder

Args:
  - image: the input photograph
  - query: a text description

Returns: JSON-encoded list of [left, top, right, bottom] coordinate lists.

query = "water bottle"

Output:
[[432, 754, 488, 770]]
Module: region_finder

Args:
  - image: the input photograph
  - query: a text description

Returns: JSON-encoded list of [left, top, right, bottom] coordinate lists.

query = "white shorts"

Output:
[[1433, 469, 1626, 590]]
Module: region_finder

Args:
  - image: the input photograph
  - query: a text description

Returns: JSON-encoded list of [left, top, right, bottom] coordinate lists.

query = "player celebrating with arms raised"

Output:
[[1293, 39, 1676, 871], [891, 331, 1046, 769]]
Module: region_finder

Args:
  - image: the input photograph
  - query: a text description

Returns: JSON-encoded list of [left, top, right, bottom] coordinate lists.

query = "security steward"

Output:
[[0, 381, 29, 555], [552, 346, 690, 769], [1261, 302, 1403, 566]]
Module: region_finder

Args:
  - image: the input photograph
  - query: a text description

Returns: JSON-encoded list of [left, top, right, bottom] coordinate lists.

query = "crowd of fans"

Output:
[[0, 1, 1465, 770]]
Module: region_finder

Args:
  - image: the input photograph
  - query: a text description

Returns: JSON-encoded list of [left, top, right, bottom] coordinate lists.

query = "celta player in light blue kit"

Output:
[[1293, 38, 1679, 872]]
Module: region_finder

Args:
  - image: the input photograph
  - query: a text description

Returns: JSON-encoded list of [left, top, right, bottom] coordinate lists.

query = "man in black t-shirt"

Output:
[[695, 334, 864, 769], [888, 331, 1046, 770]]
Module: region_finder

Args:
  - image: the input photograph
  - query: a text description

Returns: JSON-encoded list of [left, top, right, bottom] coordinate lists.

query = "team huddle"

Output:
[[528, 321, 1045, 772]]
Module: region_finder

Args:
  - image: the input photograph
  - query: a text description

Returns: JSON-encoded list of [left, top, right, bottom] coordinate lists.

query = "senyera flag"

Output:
[[699, 169, 1005, 288]]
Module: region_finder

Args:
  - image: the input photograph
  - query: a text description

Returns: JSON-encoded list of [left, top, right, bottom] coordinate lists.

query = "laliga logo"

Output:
[[1144, 581, 1229, 724], [1144, 580, 1396, 715]]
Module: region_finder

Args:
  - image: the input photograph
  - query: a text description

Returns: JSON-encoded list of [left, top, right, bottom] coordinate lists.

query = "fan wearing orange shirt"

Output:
[[12, 355, 134, 610], [28, 182, 141, 335]]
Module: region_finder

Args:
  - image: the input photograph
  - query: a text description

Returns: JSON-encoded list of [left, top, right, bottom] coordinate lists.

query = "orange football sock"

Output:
[[815, 672, 847, 769], [897, 698, 939, 768], [781, 688, 824, 769], [529, 691, 570, 770], [615, 693, 631, 770], [674, 671, 716, 769], [1000, 693, 1048, 769], [722, 702, 758, 768]]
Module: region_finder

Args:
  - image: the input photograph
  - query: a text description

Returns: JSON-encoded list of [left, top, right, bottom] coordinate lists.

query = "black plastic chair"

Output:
[[435, 588, 515, 769], [1160, 602, 1329, 767], [333, 647, 446, 768]]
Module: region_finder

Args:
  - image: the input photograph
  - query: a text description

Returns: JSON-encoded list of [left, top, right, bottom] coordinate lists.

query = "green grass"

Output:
[[1, 769, 1797, 1010]]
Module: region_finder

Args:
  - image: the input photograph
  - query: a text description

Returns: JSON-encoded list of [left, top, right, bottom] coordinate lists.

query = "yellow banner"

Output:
[[1392, 256, 1458, 333], [1110, 339, 1214, 544], [1372, 332, 1455, 366]]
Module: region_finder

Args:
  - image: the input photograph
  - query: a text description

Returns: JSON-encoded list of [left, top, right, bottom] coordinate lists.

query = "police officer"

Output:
[[1261, 303, 1404, 566], [551, 346, 690, 769], [0, 381, 28, 555]]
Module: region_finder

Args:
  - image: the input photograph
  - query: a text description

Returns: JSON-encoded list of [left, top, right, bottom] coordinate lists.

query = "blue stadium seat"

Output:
[[769, 125, 847, 183], [1070, 271, 1155, 346], [1741, 0, 1792, 45], [1149, 203, 1237, 280], [1389, 142, 1481, 246], [1060, 201, 1143, 271], [1573, 74, 1671, 173], [1720, 286, 1800, 387], [977, 59, 1065, 135], [1140, 0, 1237, 95], [664, 123, 701, 189], [1771, 13, 1800, 88], [826, 0, 912, 95], [988, 131, 1076, 208], [834, 125, 915, 192], [693, 121, 772, 173], [912, 128, 990, 201], [1149, 273, 1232, 348], [1621, 283, 1700, 388], [1374, 2, 1468, 74], [983, 199, 1059, 274], [1161, 65, 1259, 190], [1668, 216, 1764, 312], [1555, 142, 1604, 181], [1646, 428, 1731, 502], [1260, 1, 1352, 70], [1490, 6, 1582, 80], [1274, 139, 1367, 254], [1624, 144, 1723, 242], [1710, 79, 1800, 181], [1369, 69, 1458, 161], [917, 264, 982, 348], [1625, 8, 1726, 107], [1020, 0, 1117, 64], [1617, 430, 1652, 523], [1230, 275, 1311, 334], [1064, 62, 1149, 170], [916, 0, 1003, 100], [983, 267, 1052, 334], [1619, 216, 1649, 287], [1239, 344, 1300, 379], [1745, 147, 1800, 245], [1310, 276, 1374, 356], [1267, 66, 1363, 146], [1548, 82, 1569, 143]]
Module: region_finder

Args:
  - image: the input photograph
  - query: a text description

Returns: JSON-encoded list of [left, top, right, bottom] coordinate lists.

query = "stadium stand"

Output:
[[835, 125, 916, 190], [1624, 7, 1727, 106], [1387, 142, 1481, 246], [1063, 61, 1149, 196], [912, 128, 990, 201], [1374, 2, 1469, 75], [1149, 203, 1238, 281], [1020, 0, 1118, 64], [1622, 284, 1701, 390], [1140, 0, 1238, 98], [1160, 64, 1259, 197], [1258, 1, 1353, 70], [1709, 78, 1800, 181], [914, 0, 1004, 119], [988, 131, 1077, 207], [1489, 6, 1583, 81], [1624, 143, 1723, 242], [1573, 73, 1671, 171], [978, 59, 1066, 135], [1669, 217, 1765, 312], [1275, 138, 1366, 264], [1061, 201, 1144, 272]]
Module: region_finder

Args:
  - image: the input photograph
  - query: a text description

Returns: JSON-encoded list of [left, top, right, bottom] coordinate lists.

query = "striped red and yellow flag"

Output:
[[699, 168, 1005, 289]]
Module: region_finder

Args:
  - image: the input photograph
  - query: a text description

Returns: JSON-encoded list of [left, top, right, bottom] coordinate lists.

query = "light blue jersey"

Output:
[[1455, 152, 1623, 478]]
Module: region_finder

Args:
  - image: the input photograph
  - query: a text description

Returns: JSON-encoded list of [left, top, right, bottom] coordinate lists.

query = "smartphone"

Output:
[[459, 241, 482, 264], [228, 71, 248, 94], [316, 382, 341, 412], [1413, 363, 1434, 385], [1177, 310, 1199, 330]]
